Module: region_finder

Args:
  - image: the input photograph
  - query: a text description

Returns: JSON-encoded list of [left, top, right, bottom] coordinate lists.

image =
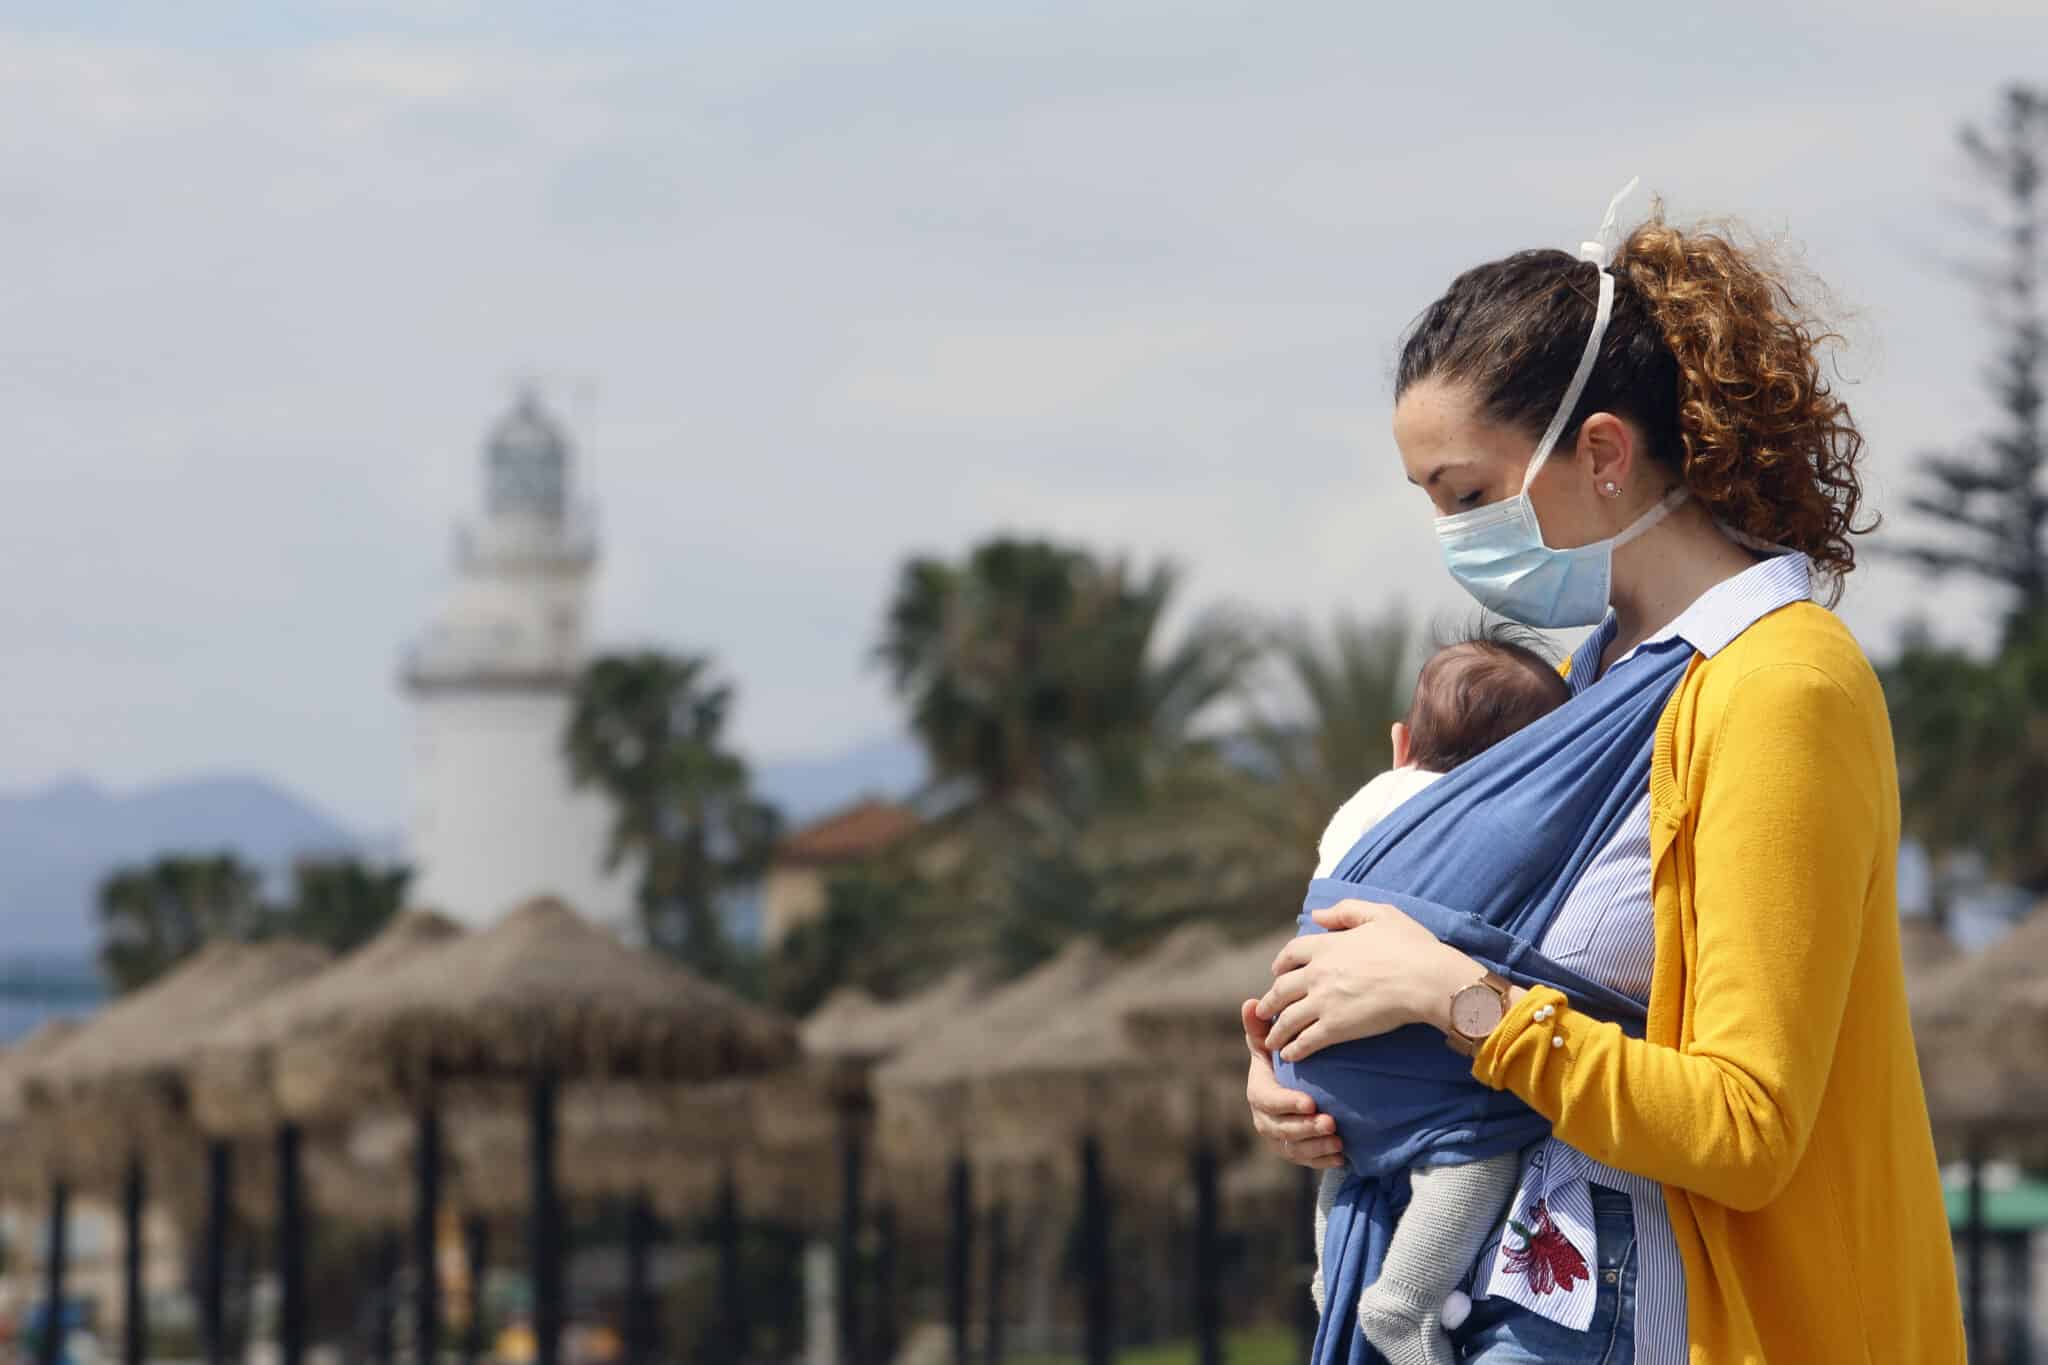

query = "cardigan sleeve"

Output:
[[1472, 661, 1883, 1212]]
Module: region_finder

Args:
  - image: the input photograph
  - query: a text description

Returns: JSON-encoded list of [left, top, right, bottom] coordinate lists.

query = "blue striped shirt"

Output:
[[1474, 551, 1815, 1363]]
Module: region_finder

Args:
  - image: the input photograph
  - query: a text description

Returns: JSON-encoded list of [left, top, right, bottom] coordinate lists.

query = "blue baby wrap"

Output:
[[1274, 636, 1693, 1365]]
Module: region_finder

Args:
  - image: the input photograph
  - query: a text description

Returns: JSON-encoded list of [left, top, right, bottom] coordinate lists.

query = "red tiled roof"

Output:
[[776, 798, 920, 866]]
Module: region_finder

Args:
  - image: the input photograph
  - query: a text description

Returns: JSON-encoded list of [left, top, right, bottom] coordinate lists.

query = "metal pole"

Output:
[[530, 1071, 564, 1365], [2005, 1228, 2033, 1365], [1192, 1143, 1221, 1365], [873, 1202, 899, 1365], [461, 1215, 490, 1365], [204, 1142, 231, 1365], [837, 1095, 868, 1365], [717, 1163, 744, 1361], [39, 1178, 67, 1365], [415, 1105, 443, 1365], [277, 1122, 306, 1365], [1967, 1141, 1988, 1356], [983, 1199, 1007, 1365], [372, 1229, 400, 1365], [1080, 1134, 1112, 1365], [123, 1154, 147, 1365], [623, 1193, 655, 1365], [948, 1155, 973, 1365]]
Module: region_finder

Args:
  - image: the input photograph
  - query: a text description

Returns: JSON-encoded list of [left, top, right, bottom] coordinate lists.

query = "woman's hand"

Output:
[[1242, 1000, 1345, 1170], [1255, 898, 1477, 1062]]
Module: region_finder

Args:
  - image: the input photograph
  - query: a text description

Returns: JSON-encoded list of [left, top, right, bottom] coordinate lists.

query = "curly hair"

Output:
[[1395, 208, 1870, 602]]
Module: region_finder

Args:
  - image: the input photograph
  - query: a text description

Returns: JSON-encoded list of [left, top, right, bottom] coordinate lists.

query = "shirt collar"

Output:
[[1566, 551, 1814, 688]]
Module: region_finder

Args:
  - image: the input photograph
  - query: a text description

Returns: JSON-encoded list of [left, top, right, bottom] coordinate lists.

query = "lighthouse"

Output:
[[401, 390, 637, 932]]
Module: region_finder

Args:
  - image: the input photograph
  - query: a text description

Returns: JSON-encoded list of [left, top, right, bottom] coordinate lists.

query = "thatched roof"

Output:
[[991, 924, 1233, 1079], [0, 1021, 86, 1201], [438, 1071, 840, 1221], [12, 940, 329, 1199], [1911, 907, 2048, 1147], [265, 897, 800, 1122], [1899, 915, 1960, 1000], [0, 1021, 82, 1127], [875, 938, 1117, 1095], [23, 939, 333, 1116], [962, 926, 1264, 1174], [188, 909, 465, 1136], [1121, 926, 1296, 1060], [801, 967, 982, 1064]]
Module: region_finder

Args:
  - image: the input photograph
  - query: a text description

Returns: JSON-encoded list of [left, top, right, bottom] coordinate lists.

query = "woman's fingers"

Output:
[[1241, 999, 1274, 1057], [1246, 1054, 1315, 1117], [1263, 997, 1317, 1056], [1254, 967, 1309, 1022], [1252, 1110, 1336, 1146], [1311, 899, 1381, 931], [1278, 1135, 1344, 1163], [1280, 1020, 1338, 1064], [1270, 934, 1322, 977]]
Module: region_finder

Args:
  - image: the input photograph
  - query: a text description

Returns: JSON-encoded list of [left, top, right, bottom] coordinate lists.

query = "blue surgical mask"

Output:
[[1433, 177, 1687, 629]]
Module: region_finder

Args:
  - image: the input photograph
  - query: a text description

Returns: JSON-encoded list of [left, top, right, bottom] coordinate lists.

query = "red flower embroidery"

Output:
[[1502, 1200, 1589, 1296]]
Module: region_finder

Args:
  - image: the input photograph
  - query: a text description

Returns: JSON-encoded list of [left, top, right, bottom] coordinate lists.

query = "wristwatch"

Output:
[[1445, 969, 1514, 1057]]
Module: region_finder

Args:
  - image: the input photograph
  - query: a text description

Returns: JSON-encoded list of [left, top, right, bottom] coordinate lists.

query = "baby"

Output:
[[1308, 629, 1570, 1365]]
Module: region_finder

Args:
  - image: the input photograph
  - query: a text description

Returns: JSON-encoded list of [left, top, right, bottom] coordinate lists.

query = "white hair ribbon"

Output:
[[1579, 175, 1640, 268]]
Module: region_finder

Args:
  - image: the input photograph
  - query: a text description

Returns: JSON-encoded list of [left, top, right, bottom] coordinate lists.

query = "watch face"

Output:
[[1452, 983, 1504, 1038]]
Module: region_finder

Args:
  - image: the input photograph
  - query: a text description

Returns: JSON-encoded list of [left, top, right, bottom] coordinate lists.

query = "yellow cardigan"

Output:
[[1473, 601, 1965, 1363]]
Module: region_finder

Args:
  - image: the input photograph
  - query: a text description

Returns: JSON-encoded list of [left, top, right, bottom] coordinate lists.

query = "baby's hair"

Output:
[[1405, 620, 1569, 771]]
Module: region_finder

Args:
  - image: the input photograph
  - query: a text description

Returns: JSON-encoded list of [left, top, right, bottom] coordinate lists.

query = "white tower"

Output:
[[402, 390, 637, 932]]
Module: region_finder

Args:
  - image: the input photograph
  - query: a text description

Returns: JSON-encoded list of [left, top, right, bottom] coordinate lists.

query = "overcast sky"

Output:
[[3, 2, 2042, 832]]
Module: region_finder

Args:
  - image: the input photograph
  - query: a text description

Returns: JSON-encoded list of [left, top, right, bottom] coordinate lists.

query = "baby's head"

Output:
[[1401, 628, 1570, 772]]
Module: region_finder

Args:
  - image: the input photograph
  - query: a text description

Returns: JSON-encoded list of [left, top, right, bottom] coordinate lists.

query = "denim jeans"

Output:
[[1452, 1182, 1638, 1364]]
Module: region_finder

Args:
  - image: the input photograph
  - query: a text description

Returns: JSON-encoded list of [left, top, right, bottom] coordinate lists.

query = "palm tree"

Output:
[[1239, 609, 1417, 852], [97, 853, 268, 994], [1111, 608, 1416, 937], [563, 651, 780, 980], [274, 858, 412, 956], [1886, 615, 2048, 892], [876, 537, 1255, 808]]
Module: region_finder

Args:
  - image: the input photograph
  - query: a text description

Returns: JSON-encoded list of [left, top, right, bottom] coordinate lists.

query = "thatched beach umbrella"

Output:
[[797, 968, 978, 1358], [21, 939, 333, 1365], [256, 896, 799, 1365], [972, 925, 1237, 1164], [1899, 914, 1961, 1000], [1910, 905, 2048, 1348], [188, 910, 463, 1364], [868, 945, 1114, 1358], [802, 967, 982, 1068], [1120, 926, 1298, 1069], [0, 1023, 83, 1365], [968, 925, 1246, 1365], [1912, 909, 2048, 1145], [0, 1021, 84, 1202], [875, 939, 1117, 1164]]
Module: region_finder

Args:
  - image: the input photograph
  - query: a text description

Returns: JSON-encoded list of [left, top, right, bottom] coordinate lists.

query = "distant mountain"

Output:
[[0, 774, 361, 954], [752, 733, 927, 827], [0, 732, 922, 956]]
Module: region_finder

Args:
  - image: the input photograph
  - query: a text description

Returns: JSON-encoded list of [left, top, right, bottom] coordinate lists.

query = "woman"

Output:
[[1244, 198, 1965, 1364]]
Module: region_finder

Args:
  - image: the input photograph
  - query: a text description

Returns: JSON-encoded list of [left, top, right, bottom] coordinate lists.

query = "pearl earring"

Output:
[[1602, 481, 1622, 497]]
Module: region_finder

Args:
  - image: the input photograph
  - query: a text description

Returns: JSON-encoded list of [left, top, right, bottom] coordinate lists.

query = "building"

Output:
[[758, 799, 923, 948], [401, 391, 636, 932]]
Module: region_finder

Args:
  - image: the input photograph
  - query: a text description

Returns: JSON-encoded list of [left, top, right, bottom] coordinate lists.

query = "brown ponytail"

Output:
[[1615, 217, 1869, 598], [1396, 208, 1872, 603]]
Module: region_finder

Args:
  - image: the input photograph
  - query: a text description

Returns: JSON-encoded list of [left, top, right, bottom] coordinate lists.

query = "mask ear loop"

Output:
[[1518, 176, 1642, 498]]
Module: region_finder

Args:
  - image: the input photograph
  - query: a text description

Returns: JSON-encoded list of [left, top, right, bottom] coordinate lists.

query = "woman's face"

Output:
[[1391, 376, 1618, 550]]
